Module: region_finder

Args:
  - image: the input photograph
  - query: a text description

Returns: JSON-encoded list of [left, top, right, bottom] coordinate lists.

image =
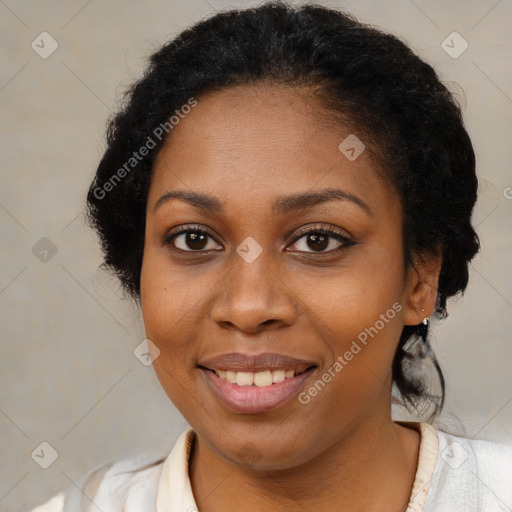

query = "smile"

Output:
[[198, 353, 317, 414]]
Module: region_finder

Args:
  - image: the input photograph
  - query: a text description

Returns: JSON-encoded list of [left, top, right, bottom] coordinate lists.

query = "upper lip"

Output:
[[199, 352, 318, 373]]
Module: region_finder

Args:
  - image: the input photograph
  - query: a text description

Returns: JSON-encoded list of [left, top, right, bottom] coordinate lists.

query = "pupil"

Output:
[[187, 232, 208, 250], [308, 234, 328, 251]]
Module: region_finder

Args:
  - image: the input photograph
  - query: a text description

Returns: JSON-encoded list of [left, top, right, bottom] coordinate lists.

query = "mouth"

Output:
[[198, 352, 318, 414]]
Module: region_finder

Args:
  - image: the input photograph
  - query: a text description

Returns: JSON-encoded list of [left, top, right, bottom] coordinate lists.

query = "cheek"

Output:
[[139, 244, 219, 408], [294, 240, 405, 344], [293, 246, 405, 406], [140, 242, 208, 341], [140, 249, 191, 378], [140, 260, 198, 415]]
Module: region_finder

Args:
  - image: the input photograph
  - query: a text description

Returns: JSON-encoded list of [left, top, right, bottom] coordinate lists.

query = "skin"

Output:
[[140, 84, 442, 512]]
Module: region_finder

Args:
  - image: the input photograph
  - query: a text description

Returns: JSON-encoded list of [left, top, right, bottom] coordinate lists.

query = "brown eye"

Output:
[[163, 225, 222, 252], [288, 226, 356, 254]]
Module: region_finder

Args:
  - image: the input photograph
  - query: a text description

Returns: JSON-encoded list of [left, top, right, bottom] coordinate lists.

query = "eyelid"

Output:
[[291, 223, 353, 243]]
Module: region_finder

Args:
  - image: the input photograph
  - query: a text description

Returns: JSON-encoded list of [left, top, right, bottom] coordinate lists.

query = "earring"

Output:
[[417, 307, 429, 342]]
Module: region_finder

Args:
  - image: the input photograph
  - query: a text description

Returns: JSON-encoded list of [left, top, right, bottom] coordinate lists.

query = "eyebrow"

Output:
[[153, 187, 374, 217]]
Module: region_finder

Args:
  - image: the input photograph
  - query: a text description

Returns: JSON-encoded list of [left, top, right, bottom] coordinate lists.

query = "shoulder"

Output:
[[27, 450, 169, 512], [436, 427, 512, 476], [27, 493, 65, 512], [425, 427, 512, 511], [86, 452, 167, 510]]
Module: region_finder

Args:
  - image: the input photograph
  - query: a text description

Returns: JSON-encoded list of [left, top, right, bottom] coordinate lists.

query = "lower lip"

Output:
[[201, 367, 317, 414]]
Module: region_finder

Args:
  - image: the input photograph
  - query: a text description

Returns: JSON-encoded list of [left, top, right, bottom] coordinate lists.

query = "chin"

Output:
[[212, 434, 318, 472]]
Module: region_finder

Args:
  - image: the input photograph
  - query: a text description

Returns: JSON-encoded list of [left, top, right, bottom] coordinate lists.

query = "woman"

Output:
[[30, 2, 512, 511]]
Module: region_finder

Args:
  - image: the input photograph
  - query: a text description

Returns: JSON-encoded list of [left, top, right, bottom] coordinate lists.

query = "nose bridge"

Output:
[[209, 242, 296, 331]]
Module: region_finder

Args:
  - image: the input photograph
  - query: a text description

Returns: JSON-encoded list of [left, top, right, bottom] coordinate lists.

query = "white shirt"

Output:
[[29, 421, 512, 512]]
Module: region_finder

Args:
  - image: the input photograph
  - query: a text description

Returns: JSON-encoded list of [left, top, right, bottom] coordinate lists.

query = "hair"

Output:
[[86, 1, 480, 420]]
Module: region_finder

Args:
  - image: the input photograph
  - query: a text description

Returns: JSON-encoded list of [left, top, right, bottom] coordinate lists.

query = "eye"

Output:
[[162, 224, 222, 252], [287, 224, 356, 254], [162, 223, 356, 254]]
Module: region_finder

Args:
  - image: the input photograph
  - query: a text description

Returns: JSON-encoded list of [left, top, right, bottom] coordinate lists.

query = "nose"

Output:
[[209, 252, 297, 333]]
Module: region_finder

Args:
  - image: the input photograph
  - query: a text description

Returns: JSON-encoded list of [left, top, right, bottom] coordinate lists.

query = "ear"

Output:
[[402, 246, 443, 326]]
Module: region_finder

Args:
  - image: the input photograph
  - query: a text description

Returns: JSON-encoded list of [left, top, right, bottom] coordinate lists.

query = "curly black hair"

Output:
[[86, 1, 480, 420]]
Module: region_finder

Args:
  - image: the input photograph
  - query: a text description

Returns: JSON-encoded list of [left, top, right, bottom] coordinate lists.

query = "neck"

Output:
[[189, 412, 421, 512]]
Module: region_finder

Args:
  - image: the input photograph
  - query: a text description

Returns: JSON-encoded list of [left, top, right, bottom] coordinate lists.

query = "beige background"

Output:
[[0, 0, 511, 510]]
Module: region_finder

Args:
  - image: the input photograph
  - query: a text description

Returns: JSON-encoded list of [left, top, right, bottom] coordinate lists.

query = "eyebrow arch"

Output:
[[153, 187, 374, 217]]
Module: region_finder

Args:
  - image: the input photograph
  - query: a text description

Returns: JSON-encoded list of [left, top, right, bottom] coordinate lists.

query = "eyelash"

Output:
[[162, 223, 356, 255]]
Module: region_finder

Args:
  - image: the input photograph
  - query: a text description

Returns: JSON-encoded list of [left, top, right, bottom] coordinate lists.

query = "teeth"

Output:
[[272, 370, 286, 383], [214, 369, 297, 386], [236, 372, 254, 386], [225, 371, 237, 384], [254, 370, 272, 387]]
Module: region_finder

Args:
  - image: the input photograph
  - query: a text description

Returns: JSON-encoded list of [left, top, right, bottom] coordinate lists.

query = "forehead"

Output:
[[148, 84, 394, 216]]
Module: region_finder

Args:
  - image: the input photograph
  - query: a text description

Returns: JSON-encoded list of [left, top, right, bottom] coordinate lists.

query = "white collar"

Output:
[[157, 427, 198, 511]]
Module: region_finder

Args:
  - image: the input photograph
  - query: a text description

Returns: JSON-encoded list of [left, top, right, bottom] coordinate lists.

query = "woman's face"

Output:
[[140, 84, 438, 469]]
